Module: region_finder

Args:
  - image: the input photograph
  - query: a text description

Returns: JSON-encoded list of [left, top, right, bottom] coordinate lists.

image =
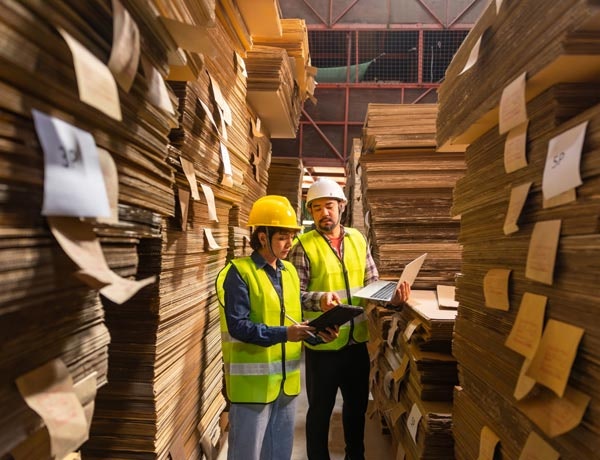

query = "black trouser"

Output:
[[305, 342, 370, 460]]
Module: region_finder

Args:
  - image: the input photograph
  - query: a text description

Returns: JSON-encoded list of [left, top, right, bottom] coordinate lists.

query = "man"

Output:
[[288, 179, 410, 460], [216, 195, 336, 460]]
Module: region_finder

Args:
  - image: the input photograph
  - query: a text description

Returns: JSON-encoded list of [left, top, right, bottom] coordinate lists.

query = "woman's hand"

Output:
[[286, 323, 317, 342]]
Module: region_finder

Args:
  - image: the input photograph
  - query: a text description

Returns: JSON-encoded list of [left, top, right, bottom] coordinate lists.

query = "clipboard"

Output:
[[308, 304, 363, 331]]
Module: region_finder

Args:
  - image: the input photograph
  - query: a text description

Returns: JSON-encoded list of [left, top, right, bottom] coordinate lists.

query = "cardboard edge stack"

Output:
[[1, 0, 309, 459], [359, 103, 464, 459], [438, 0, 600, 458]]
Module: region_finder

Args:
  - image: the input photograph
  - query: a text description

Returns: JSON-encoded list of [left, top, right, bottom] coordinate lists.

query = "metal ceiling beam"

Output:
[[307, 23, 472, 30], [448, 0, 479, 28], [303, 0, 328, 26], [301, 107, 345, 164], [332, 0, 361, 26], [411, 86, 437, 104], [415, 0, 445, 27]]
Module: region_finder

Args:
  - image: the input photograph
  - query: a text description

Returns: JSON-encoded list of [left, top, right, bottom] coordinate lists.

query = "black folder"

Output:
[[308, 304, 364, 331]]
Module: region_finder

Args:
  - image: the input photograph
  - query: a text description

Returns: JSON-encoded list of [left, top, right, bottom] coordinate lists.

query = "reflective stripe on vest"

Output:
[[296, 228, 370, 350], [216, 257, 303, 403], [227, 358, 301, 376]]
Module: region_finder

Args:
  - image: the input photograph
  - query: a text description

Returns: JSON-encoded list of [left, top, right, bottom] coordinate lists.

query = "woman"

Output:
[[216, 195, 336, 460]]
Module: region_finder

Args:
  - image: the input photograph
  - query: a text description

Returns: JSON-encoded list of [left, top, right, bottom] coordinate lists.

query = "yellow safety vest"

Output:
[[295, 227, 369, 350], [216, 257, 302, 403]]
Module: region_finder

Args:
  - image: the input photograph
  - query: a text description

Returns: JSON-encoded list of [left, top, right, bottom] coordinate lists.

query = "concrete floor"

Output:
[[217, 357, 395, 460]]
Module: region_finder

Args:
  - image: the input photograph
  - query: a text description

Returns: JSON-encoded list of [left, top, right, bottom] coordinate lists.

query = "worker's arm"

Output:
[[288, 243, 324, 311], [222, 265, 288, 346]]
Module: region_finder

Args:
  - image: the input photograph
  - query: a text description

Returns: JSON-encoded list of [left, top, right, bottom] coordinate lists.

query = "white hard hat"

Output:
[[306, 178, 347, 206]]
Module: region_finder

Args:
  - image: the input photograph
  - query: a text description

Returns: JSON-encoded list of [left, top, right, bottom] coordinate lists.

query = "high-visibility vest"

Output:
[[295, 227, 369, 350], [216, 257, 303, 403]]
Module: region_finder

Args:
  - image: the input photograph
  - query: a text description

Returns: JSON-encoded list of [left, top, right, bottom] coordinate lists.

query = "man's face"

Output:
[[309, 198, 342, 232]]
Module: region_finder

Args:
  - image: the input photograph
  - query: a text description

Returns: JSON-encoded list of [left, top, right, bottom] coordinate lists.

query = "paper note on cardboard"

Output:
[[483, 268, 511, 310], [525, 220, 561, 285], [526, 319, 584, 397], [505, 292, 547, 359], [542, 121, 587, 200], [59, 28, 121, 120], [33, 110, 110, 218]]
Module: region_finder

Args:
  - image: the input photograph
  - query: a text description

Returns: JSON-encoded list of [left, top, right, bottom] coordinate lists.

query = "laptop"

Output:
[[354, 253, 427, 302]]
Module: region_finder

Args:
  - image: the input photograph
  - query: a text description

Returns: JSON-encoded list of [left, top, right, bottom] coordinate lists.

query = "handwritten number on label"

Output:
[[60, 146, 82, 168], [552, 151, 565, 169]]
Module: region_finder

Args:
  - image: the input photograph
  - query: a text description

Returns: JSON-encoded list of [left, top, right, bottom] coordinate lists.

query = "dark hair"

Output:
[[250, 226, 296, 250]]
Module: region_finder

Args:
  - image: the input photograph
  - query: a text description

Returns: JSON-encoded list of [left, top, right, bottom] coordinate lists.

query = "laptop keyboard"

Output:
[[371, 283, 396, 300]]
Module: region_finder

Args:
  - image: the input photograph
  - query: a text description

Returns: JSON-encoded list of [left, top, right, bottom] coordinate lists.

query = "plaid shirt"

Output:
[[288, 226, 379, 311]]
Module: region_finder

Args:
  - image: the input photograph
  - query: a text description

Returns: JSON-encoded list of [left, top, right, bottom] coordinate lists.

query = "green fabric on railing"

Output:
[[316, 60, 374, 83]]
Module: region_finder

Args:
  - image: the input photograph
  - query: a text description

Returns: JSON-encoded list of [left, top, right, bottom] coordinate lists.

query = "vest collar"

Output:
[[251, 250, 286, 271], [315, 225, 347, 242]]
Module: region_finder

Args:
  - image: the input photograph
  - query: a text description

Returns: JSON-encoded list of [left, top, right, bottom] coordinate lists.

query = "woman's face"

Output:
[[263, 230, 296, 260]]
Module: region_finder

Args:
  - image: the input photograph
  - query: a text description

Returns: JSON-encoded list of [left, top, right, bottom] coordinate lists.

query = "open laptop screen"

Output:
[[354, 253, 427, 302]]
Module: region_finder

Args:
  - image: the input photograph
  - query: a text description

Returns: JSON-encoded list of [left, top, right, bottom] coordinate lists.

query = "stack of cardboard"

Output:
[[253, 18, 314, 104], [368, 290, 457, 459], [439, 0, 600, 457], [237, 0, 282, 38], [360, 103, 463, 458], [363, 104, 440, 154], [1, 0, 311, 458], [360, 104, 464, 289], [266, 157, 304, 219], [245, 45, 300, 138], [0, 0, 177, 457], [437, 0, 600, 152], [344, 138, 367, 235], [152, 0, 216, 27], [84, 6, 267, 458]]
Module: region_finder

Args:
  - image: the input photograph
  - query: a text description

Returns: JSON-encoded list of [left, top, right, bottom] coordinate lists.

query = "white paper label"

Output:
[[33, 110, 110, 218]]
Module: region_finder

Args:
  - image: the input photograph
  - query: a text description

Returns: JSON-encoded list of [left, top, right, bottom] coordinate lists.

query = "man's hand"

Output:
[[390, 281, 411, 306], [286, 323, 317, 342], [319, 292, 341, 311]]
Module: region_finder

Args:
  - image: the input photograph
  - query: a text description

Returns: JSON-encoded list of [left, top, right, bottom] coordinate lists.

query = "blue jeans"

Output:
[[227, 392, 298, 460]]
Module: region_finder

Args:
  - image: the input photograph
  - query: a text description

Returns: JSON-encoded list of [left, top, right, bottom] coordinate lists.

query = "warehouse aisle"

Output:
[[216, 356, 394, 459]]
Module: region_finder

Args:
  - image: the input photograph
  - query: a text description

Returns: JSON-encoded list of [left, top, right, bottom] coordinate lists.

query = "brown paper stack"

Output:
[[215, 0, 252, 53], [266, 157, 304, 220], [84, 191, 230, 459], [151, 0, 216, 27], [236, 0, 282, 38], [245, 45, 301, 139], [450, 84, 600, 459], [361, 103, 462, 458], [368, 289, 457, 459], [2, 0, 306, 458], [0, 0, 176, 457], [437, 0, 600, 151], [440, 5, 600, 453], [87, 12, 268, 458], [363, 104, 440, 154], [360, 104, 465, 288], [344, 138, 367, 235], [253, 18, 313, 103]]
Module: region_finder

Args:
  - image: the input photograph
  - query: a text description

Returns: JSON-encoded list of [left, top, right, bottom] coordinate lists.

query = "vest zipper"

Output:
[[319, 232, 355, 339], [279, 279, 287, 385]]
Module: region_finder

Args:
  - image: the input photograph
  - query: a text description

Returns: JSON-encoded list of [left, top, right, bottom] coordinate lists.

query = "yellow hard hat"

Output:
[[247, 195, 302, 230]]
